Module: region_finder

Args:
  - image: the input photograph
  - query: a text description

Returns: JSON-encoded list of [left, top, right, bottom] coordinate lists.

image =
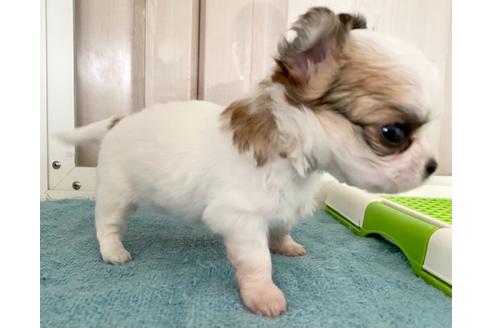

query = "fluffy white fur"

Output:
[[68, 99, 321, 316], [59, 11, 441, 317]]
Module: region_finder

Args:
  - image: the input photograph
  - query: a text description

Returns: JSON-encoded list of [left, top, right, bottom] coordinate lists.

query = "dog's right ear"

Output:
[[275, 7, 366, 101]]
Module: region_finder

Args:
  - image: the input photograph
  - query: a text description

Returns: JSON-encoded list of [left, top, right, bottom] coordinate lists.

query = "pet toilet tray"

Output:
[[323, 180, 451, 296]]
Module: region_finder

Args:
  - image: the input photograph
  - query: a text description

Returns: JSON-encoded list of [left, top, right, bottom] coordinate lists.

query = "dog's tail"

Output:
[[56, 116, 124, 145]]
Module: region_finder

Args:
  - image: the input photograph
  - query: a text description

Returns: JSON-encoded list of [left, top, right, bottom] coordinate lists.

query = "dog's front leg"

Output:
[[224, 222, 287, 317], [203, 203, 287, 316]]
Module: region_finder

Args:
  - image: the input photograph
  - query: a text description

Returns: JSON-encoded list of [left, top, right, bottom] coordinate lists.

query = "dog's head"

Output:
[[271, 7, 441, 193]]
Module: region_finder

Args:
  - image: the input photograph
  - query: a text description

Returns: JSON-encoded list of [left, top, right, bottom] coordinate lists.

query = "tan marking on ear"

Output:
[[221, 95, 285, 166], [302, 57, 343, 100], [273, 7, 365, 104], [271, 65, 303, 108]]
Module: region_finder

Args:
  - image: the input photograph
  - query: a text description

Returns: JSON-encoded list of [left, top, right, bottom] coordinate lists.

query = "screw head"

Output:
[[72, 181, 81, 190], [52, 161, 61, 169]]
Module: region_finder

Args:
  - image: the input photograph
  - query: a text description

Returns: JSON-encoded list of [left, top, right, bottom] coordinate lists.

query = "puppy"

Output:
[[60, 7, 441, 316]]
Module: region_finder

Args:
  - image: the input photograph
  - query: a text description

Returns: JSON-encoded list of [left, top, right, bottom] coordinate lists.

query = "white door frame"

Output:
[[41, 0, 47, 197], [44, 0, 96, 199]]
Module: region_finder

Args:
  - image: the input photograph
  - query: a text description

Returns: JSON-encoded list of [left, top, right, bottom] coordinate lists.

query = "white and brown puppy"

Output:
[[61, 7, 441, 317]]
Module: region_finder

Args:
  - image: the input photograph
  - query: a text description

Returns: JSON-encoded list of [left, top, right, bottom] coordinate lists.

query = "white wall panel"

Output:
[[199, 0, 288, 105], [145, 0, 199, 105]]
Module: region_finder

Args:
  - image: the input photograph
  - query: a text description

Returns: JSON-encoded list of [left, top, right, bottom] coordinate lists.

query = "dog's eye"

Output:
[[381, 123, 410, 145]]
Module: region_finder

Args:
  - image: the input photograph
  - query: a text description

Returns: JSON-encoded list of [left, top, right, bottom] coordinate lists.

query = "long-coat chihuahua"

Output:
[[61, 7, 441, 316]]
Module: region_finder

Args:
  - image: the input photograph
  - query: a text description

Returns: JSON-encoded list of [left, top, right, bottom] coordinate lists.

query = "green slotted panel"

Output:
[[383, 196, 452, 225]]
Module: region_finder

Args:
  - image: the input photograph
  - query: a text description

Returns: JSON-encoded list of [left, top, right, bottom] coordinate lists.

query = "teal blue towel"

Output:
[[41, 199, 451, 327]]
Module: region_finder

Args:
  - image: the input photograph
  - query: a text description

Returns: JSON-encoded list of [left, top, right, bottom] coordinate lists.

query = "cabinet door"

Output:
[[199, 0, 288, 105], [45, 0, 198, 197], [74, 0, 199, 167], [145, 0, 199, 105], [74, 0, 146, 167]]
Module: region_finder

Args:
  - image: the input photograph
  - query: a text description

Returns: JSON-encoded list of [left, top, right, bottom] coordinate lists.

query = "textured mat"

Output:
[[41, 199, 451, 328]]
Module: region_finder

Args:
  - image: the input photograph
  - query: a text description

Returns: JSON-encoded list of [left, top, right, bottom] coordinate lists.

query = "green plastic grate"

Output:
[[383, 196, 452, 225]]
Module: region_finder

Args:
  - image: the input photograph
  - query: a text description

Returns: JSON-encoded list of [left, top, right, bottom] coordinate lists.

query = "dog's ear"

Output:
[[276, 8, 366, 100], [337, 13, 367, 30]]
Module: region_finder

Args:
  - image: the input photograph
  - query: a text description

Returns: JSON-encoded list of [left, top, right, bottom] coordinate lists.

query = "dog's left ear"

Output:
[[276, 7, 366, 100]]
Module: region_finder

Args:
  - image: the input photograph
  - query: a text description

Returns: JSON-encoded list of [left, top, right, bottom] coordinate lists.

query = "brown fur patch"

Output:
[[271, 63, 303, 108], [273, 8, 367, 104], [221, 94, 283, 166]]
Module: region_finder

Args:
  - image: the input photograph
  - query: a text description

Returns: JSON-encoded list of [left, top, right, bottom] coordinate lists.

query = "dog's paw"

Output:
[[100, 244, 132, 264], [270, 236, 306, 257], [241, 282, 287, 317]]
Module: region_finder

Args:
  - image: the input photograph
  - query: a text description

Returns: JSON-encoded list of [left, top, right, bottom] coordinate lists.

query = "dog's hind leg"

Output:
[[269, 224, 306, 257], [95, 181, 135, 264]]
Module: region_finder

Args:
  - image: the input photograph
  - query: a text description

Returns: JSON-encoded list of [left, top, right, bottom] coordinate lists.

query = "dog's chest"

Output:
[[266, 172, 321, 225]]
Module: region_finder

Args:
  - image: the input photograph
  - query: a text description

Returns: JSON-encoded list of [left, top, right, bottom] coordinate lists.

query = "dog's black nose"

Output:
[[424, 159, 438, 177]]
